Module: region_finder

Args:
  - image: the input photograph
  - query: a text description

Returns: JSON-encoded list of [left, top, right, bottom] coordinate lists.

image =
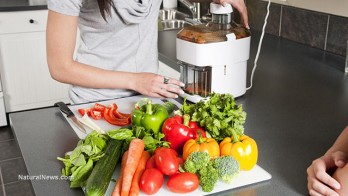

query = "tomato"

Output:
[[139, 168, 163, 195], [154, 147, 178, 157], [167, 172, 199, 193], [155, 148, 179, 176], [145, 155, 157, 169], [89, 108, 102, 120]]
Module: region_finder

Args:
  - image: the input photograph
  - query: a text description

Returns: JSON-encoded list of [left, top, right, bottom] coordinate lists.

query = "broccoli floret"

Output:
[[211, 155, 240, 184], [198, 162, 219, 192], [184, 151, 210, 173]]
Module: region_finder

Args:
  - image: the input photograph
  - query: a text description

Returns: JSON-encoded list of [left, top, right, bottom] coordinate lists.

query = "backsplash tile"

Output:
[[281, 6, 328, 50], [326, 15, 348, 56], [246, 0, 281, 36], [246, 1, 348, 58]]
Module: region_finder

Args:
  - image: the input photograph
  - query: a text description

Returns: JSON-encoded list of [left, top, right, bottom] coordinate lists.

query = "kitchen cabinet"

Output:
[[0, 10, 70, 113]]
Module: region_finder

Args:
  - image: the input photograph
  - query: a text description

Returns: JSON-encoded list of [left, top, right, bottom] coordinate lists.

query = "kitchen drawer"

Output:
[[0, 10, 48, 34]]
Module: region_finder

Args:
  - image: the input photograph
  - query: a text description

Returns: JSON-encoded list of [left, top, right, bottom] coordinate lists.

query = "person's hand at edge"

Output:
[[307, 151, 347, 196], [213, 0, 249, 29]]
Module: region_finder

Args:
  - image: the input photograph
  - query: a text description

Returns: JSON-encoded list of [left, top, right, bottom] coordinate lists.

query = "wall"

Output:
[[265, 0, 348, 18], [246, 0, 348, 57]]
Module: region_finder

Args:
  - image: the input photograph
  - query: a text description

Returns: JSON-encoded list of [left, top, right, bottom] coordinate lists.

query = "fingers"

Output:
[[312, 159, 341, 190], [157, 76, 185, 98], [309, 179, 339, 196], [134, 73, 185, 99], [149, 75, 184, 99], [307, 158, 341, 196], [237, 3, 249, 29]]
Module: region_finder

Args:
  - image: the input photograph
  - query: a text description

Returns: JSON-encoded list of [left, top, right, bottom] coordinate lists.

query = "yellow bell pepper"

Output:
[[183, 135, 220, 160], [220, 134, 258, 171]]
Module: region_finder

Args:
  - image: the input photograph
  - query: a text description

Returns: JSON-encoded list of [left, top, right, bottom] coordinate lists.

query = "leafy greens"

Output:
[[181, 93, 246, 141]]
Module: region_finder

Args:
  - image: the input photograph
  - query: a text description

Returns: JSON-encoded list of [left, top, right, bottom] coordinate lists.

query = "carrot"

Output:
[[129, 151, 151, 196], [121, 138, 145, 196], [112, 151, 129, 196]]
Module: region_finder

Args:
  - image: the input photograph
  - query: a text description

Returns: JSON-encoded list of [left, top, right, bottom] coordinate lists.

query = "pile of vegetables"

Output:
[[58, 93, 259, 195]]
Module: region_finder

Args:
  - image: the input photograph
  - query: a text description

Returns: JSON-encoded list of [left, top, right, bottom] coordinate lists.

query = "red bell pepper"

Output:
[[162, 114, 206, 153]]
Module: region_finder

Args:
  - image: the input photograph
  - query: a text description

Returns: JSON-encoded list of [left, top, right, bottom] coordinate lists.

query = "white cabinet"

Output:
[[158, 61, 180, 80], [0, 10, 70, 113]]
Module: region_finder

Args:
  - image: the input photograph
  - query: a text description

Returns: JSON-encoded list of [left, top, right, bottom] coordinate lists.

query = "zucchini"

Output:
[[85, 139, 123, 196]]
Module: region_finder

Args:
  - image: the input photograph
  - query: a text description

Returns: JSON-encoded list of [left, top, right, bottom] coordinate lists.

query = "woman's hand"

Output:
[[307, 151, 347, 196], [132, 73, 184, 98], [213, 0, 249, 29]]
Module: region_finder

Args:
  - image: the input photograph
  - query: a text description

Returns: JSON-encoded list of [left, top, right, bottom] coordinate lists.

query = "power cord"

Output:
[[246, 0, 271, 91]]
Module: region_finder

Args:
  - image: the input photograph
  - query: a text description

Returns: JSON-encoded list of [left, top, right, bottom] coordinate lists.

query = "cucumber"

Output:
[[85, 139, 123, 196]]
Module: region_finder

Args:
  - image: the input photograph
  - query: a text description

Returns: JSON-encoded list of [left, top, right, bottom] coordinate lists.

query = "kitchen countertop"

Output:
[[9, 24, 348, 196]]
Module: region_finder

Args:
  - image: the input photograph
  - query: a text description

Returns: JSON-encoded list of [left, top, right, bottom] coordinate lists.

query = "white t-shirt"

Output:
[[47, 0, 161, 103]]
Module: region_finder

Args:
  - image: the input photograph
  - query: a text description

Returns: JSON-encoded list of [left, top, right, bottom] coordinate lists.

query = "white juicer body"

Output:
[[176, 33, 251, 102]]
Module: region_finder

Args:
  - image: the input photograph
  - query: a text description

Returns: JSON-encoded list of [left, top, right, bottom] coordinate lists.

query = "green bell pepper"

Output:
[[132, 99, 168, 134]]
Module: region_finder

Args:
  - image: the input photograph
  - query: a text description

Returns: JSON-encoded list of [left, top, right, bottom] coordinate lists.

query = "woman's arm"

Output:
[[46, 10, 183, 98]]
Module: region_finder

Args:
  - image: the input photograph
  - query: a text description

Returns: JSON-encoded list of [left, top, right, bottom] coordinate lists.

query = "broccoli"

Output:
[[211, 155, 240, 184], [198, 162, 219, 192], [184, 151, 210, 173]]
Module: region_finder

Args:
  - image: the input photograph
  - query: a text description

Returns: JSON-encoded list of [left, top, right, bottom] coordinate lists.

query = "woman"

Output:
[[46, 0, 248, 104], [307, 126, 348, 196]]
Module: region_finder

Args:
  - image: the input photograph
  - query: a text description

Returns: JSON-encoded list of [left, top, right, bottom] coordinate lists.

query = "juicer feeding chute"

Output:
[[176, 2, 251, 103]]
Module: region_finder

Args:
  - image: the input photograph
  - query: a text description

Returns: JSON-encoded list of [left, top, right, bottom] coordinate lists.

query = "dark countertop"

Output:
[[9, 29, 348, 196], [0, 0, 47, 11]]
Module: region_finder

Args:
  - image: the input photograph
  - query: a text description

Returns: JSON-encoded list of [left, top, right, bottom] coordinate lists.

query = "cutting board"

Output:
[[61, 95, 272, 195], [105, 164, 271, 196], [63, 95, 180, 139]]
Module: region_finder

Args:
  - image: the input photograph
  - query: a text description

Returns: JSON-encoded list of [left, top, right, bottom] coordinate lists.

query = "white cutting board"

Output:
[[61, 95, 272, 195], [105, 164, 271, 196], [63, 95, 181, 139]]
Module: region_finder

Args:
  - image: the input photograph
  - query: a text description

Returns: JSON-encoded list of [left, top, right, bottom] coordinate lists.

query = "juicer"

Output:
[[176, 3, 251, 103]]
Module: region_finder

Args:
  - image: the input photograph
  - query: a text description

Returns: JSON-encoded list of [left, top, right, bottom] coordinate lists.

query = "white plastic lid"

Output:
[[210, 2, 233, 14]]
